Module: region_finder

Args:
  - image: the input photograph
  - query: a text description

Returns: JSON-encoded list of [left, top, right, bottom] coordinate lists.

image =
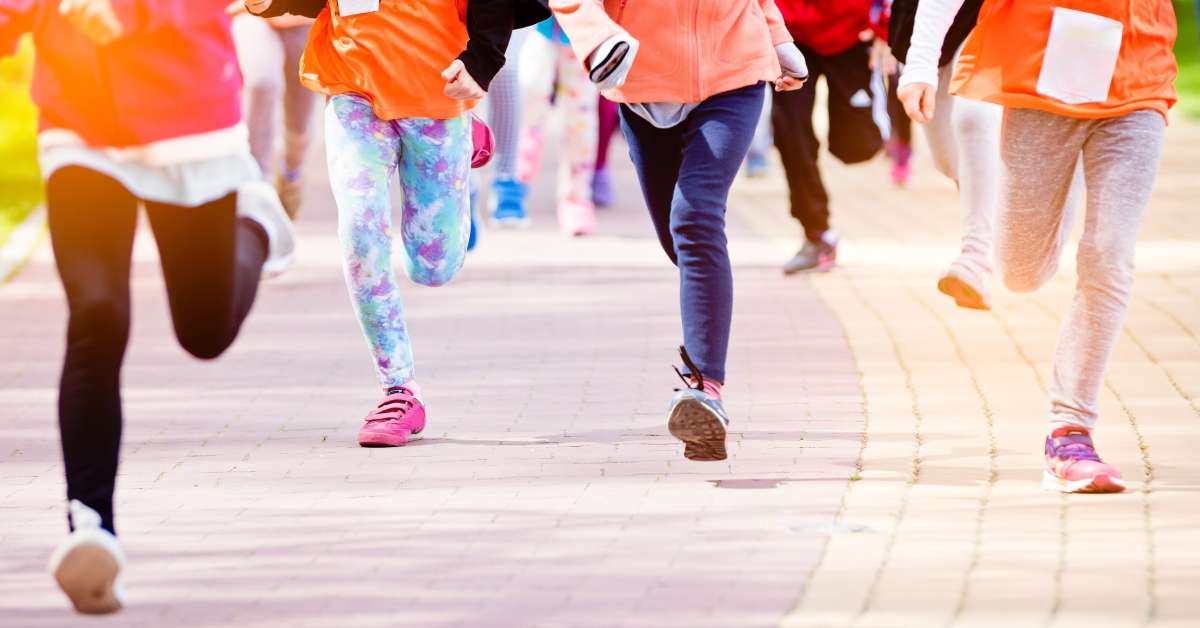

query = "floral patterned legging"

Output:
[[325, 93, 471, 389]]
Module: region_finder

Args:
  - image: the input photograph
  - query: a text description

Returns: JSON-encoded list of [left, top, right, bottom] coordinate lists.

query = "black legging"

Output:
[[47, 166, 267, 535]]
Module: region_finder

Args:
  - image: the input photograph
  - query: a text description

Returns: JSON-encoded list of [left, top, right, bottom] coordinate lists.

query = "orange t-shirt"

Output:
[[950, 0, 1177, 121], [300, 0, 476, 121]]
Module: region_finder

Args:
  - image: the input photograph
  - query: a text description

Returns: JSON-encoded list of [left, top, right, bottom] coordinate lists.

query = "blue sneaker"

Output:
[[468, 183, 480, 252], [592, 168, 613, 208], [490, 177, 529, 227], [667, 346, 730, 461]]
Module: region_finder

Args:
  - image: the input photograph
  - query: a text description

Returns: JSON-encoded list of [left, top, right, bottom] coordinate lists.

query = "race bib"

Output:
[[339, 0, 379, 17], [1036, 8, 1123, 105]]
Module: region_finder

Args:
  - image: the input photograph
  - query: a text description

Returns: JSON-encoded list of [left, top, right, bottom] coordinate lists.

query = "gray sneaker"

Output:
[[667, 346, 730, 461], [783, 233, 837, 275], [937, 263, 991, 310]]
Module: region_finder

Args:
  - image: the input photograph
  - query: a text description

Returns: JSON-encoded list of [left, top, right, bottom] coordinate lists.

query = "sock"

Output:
[[387, 381, 423, 402], [702, 379, 723, 401]]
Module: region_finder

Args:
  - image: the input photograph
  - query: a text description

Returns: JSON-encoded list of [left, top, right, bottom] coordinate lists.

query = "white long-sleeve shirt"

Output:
[[897, 0, 967, 91]]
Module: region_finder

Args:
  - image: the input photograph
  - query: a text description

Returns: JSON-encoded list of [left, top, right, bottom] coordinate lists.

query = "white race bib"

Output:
[[1036, 8, 1123, 105], [338, 0, 379, 17]]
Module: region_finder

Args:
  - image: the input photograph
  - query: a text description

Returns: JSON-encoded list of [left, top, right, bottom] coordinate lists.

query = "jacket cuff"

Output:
[[897, 66, 939, 92]]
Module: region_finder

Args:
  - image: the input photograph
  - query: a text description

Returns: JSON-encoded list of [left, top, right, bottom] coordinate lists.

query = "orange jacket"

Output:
[[549, 0, 793, 104], [951, 0, 1177, 120], [300, 0, 474, 121]]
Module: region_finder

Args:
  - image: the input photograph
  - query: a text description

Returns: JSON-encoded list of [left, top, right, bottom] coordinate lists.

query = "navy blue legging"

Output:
[[619, 82, 764, 384]]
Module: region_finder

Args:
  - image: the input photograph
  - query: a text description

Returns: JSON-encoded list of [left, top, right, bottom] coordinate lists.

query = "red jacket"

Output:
[[0, 0, 242, 148], [774, 0, 886, 56]]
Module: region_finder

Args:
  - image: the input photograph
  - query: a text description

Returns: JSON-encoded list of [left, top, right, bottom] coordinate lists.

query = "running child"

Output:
[[772, 0, 887, 275], [890, 0, 1004, 310], [551, 0, 807, 461], [229, 7, 318, 217], [0, 0, 295, 614], [899, 0, 1178, 492], [247, 0, 548, 448], [516, 17, 599, 236]]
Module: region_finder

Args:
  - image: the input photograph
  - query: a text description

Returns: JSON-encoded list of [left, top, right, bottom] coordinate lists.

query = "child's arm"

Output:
[[454, 0, 514, 92], [758, 0, 793, 47], [896, 0, 963, 121], [0, 0, 37, 57]]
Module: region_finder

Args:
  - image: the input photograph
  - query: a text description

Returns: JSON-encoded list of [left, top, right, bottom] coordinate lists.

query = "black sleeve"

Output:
[[455, 0, 516, 91], [255, 0, 327, 18]]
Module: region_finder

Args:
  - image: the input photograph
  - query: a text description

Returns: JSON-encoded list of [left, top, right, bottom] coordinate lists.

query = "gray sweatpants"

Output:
[[232, 16, 317, 179], [997, 107, 1165, 431], [924, 59, 1002, 280]]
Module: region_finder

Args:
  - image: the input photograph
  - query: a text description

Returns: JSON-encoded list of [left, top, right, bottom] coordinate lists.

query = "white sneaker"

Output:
[[238, 180, 296, 279], [48, 500, 125, 615]]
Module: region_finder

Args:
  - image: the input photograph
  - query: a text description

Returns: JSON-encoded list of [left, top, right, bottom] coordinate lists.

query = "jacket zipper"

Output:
[[691, 0, 700, 101]]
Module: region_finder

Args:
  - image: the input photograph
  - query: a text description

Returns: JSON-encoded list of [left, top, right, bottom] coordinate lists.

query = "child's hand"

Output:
[[898, 82, 936, 123], [59, 0, 123, 46], [441, 60, 485, 100], [774, 76, 806, 92]]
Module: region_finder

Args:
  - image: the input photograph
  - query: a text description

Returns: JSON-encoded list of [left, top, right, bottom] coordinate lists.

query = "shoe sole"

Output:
[[782, 260, 836, 276], [668, 399, 728, 461], [54, 543, 122, 615], [938, 275, 990, 311], [1041, 470, 1127, 494], [358, 431, 424, 448]]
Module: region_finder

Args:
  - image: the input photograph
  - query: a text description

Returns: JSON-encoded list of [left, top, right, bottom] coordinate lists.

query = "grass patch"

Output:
[[0, 40, 42, 246], [1176, 1, 1200, 118]]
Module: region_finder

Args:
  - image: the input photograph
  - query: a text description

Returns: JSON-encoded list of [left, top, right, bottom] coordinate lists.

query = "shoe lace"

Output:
[[672, 345, 705, 392]]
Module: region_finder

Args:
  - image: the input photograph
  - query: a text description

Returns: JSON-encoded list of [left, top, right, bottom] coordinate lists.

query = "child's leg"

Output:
[[994, 108, 1086, 293], [144, 194, 267, 360], [669, 83, 764, 384], [596, 96, 620, 171], [46, 167, 139, 535], [232, 15, 286, 177], [771, 63, 827, 243], [489, 28, 529, 182], [556, 46, 599, 206], [395, 114, 473, 288], [619, 106, 685, 261], [948, 95, 1002, 278], [324, 94, 411, 388], [1049, 110, 1165, 431], [278, 24, 318, 178], [517, 34, 557, 184]]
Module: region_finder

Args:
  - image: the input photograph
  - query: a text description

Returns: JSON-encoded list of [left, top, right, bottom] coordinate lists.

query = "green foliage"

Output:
[[0, 39, 41, 245], [1176, 1, 1200, 118]]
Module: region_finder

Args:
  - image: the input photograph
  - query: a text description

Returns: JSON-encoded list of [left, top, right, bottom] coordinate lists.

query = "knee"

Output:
[[68, 294, 130, 347], [410, 250, 465, 288], [1000, 268, 1048, 294], [245, 73, 283, 104], [953, 107, 995, 139], [175, 324, 237, 361], [830, 137, 882, 165], [1075, 240, 1135, 296]]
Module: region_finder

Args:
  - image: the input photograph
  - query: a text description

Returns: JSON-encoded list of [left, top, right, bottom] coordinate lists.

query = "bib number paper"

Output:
[[1036, 8, 1123, 105], [339, 0, 379, 17]]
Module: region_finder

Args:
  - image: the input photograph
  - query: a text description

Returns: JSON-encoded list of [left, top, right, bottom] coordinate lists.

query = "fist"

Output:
[[441, 60, 485, 101]]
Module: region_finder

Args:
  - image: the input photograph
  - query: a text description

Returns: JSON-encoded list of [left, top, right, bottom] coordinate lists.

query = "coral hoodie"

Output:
[[549, 0, 793, 104]]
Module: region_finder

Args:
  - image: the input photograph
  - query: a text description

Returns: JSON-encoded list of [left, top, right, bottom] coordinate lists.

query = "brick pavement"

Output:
[[0, 130, 862, 627], [3, 108, 1199, 627], [734, 114, 1200, 628]]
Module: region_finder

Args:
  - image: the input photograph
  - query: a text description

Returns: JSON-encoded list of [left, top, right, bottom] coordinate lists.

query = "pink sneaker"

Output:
[[358, 386, 427, 448], [1043, 426, 1126, 494], [557, 198, 597, 237]]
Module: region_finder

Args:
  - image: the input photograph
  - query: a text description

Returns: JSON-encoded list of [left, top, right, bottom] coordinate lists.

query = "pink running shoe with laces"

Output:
[[1043, 426, 1126, 494], [358, 386, 427, 448]]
